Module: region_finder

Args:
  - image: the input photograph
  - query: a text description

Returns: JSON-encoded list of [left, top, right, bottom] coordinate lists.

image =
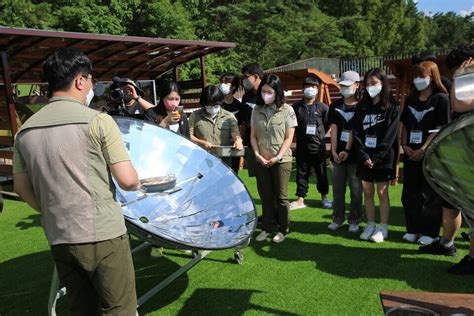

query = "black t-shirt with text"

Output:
[[108, 101, 145, 120], [352, 100, 400, 169], [328, 98, 358, 163], [401, 92, 449, 151]]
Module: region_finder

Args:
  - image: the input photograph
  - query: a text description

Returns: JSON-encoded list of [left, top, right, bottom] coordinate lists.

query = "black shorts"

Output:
[[356, 165, 395, 183]]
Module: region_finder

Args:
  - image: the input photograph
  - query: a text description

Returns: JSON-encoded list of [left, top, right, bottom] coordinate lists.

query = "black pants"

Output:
[[402, 160, 442, 237], [295, 149, 329, 197], [230, 157, 240, 174]]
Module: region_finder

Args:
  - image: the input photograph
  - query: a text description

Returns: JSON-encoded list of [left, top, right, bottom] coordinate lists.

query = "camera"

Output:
[[108, 77, 144, 105], [109, 86, 133, 104]]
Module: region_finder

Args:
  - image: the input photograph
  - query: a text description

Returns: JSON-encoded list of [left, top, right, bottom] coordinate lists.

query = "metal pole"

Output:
[[137, 250, 211, 307]]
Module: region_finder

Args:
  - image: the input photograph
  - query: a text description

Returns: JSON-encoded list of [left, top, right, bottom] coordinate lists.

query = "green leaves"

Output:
[[0, 0, 471, 81]]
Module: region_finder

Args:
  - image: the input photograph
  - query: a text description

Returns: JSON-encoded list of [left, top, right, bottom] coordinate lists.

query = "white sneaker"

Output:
[[322, 198, 333, 209], [402, 233, 417, 243], [289, 201, 307, 210], [360, 224, 376, 240], [370, 227, 388, 243], [255, 231, 270, 241], [328, 222, 343, 231], [417, 235, 435, 245], [348, 224, 359, 233], [272, 232, 286, 243]]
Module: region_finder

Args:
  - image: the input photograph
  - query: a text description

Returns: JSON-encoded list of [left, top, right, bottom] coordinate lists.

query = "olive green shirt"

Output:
[[250, 103, 297, 163], [188, 108, 240, 146], [13, 96, 130, 245]]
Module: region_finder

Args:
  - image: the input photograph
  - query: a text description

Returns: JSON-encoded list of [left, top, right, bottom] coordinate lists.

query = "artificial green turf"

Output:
[[0, 169, 471, 315]]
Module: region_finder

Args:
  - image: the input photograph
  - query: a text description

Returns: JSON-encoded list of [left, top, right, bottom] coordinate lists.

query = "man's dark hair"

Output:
[[446, 44, 474, 70], [43, 47, 92, 96], [241, 63, 264, 79], [220, 72, 241, 93], [200, 85, 225, 107], [411, 50, 437, 65], [256, 74, 285, 108], [302, 75, 321, 87]]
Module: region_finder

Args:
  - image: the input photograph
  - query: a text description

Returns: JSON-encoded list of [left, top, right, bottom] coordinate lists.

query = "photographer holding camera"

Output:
[[107, 77, 155, 120]]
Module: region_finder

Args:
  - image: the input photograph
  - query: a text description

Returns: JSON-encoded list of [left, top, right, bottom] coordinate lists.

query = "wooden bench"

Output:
[[380, 291, 474, 315]]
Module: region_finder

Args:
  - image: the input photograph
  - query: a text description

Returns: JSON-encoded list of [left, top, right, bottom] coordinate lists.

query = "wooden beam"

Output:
[[200, 55, 206, 88], [1, 51, 17, 136]]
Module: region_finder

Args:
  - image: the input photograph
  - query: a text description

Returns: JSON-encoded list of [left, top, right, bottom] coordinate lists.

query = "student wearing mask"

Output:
[[401, 61, 449, 245], [327, 71, 363, 232], [220, 72, 243, 173], [411, 50, 452, 93], [240, 63, 263, 177], [252, 74, 297, 243], [290, 75, 332, 210], [188, 85, 243, 166], [420, 44, 474, 275], [353, 68, 400, 243], [144, 81, 190, 138]]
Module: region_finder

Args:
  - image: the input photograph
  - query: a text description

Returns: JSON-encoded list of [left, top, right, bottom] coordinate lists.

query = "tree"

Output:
[[0, 0, 56, 29], [428, 12, 473, 49]]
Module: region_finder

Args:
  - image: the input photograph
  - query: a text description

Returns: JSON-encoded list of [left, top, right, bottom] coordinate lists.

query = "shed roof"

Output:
[[0, 27, 236, 83]]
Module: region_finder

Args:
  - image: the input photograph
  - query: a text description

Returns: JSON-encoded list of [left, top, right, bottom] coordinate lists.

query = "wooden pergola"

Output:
[[266, 67, 340, 105], [0, 27, 236, 199]]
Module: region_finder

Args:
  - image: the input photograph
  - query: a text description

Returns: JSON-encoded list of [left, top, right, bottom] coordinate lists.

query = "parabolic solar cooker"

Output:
[[114, 117, 257, 250]]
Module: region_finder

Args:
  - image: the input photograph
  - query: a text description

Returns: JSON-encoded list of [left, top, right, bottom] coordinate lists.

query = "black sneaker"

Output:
[[419, 240, 457, 256], [448, 255, 474, 275]]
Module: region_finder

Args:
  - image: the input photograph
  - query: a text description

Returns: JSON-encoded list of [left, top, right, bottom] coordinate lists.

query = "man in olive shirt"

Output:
[[13, 47, 140, 315]]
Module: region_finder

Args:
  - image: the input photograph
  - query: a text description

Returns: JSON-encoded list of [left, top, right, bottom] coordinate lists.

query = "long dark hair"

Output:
[[155, 81, 181, 115], [360, 68, 394, 110], [256, 74, 285, 108]]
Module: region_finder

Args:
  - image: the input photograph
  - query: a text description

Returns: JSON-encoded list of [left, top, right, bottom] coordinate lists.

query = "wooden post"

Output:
[[173, 66, 180, 82], [1, 51, 17, 136], [200, 56, 206, 88]]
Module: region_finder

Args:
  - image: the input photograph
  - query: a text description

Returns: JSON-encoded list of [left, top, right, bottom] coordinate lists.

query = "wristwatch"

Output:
[[134, 96, 141, 101], [276, 155, 283, 162]]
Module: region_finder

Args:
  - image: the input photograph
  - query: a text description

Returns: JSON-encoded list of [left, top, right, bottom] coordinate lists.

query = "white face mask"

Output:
[[85, 87, 94, 107], [303, 87, 318, 99], [340, 86, 355, 98], [413, 77, 431, 91], [219, 83, 231, 95], [206, 105, 220, 117], [261, 92, 276, 105], [366, 84, 382, 98]]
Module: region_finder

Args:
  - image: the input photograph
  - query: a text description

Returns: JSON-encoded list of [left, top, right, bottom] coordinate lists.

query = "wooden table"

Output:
[[380, 291, 474, 315]]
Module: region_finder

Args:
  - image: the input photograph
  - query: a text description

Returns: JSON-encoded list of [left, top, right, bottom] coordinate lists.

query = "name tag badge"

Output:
[[365, 136, 377, 148], [410, 130, 423, 144], [306, 124, 317, 135], [340, 130, 350, 143]]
